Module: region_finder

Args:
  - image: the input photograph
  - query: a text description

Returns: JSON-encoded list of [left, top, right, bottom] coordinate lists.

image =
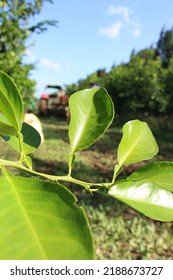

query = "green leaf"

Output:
[[118, 120, 159, 166], [0, 114, 17, 136], [109, 179, 173, 221], [21, 122, 41, 154], [68, 87, 114, 153], [128, 161, 173, 192], [1, 122, 41, 155], [0, 175, 94, 260], [0, 70, 24, 134]]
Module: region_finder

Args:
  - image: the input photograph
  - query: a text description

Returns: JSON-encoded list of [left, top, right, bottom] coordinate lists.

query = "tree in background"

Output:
[[164, 57, 173, 114], [156, 27, 173, 68], [104, 49, 167, 117], [65, 70, 106, 96], [66, 27, 173, 119], [0, 0, 57, 108]]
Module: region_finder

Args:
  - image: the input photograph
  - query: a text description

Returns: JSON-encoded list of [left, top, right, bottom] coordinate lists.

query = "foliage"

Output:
[[164, 57, 173, 114], [66, 27, 173, 118], [68, 87, 114, 153], [0, 176, 93, 260], [105, 54, 168, 115], [65, 71, 104, 96], [0, 70, 173, 260], [2, 118, 172, 260], [156, 27, 173, 68], [0, 0, 57, 107]]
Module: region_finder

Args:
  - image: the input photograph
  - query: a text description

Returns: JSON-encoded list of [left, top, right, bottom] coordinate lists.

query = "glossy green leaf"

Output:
[[118, 120, 159, 166], [68, 87, 114, 153], [1, 122, 41, 155], [0, 175, 94, 260], [128, 161, 173, 192], [0, 70, 23, 134], [21, 122, 41, 154], [0, 114, 17, 135], [109, 179, 173, 221]]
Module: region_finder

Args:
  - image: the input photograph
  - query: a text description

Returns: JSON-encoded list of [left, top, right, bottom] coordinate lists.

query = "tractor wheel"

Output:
[[39, 99, 48, 116]]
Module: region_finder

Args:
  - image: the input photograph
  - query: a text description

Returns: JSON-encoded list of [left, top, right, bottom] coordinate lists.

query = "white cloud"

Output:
[[99, 5, 141, 39], [108, 5, 130, 22], [24, 49, 61, 71], [99, 21, 123, 39], [40, 59, 61, 71], [24, 49, 37, 61]]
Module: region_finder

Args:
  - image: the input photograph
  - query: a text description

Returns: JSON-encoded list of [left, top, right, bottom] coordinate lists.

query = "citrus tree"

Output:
[[0, 0, 57, 107], [0, 70, 173, 259]]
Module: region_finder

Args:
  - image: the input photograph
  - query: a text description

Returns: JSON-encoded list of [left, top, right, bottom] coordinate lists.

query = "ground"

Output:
[[0, 116, 173, 259]]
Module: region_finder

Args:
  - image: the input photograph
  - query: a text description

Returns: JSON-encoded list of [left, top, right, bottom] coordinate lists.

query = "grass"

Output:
[[0, 116, 173, 260]]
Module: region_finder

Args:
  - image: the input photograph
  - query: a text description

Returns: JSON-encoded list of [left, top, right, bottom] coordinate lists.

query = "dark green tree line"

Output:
[[66, 27, 173, 118], [0, 0, 57, 107], [156, 27, 173, 68]]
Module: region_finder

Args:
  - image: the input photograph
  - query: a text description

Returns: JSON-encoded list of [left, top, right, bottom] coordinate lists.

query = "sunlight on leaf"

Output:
[[1, 122, 41, 155], [118, 120, 159, 166], [69, 87, 114, 153], [109, 179, 173, 221], [0, 114, 17, 135], [0, 176, 94, 260], [0, 70, 23, 134], [128, 161, 173, 192]]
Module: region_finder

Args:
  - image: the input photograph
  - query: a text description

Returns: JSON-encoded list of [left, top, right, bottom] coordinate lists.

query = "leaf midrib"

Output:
[[71, 96, 95, 152], [0, 88, 19, 131], [5, 175, 48, 259], [119, 128, 145, 165]]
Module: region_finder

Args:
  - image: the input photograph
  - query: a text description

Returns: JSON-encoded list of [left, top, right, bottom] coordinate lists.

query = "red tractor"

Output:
[[38, 84, 69, 119]]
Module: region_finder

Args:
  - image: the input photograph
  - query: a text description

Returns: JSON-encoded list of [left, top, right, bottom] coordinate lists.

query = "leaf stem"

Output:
[[17, 133, 23, 162], [0, 159, 110, 192], [68, 153, 75, 176], [17, 133, 32, 170], [111, 164, 123, 185]]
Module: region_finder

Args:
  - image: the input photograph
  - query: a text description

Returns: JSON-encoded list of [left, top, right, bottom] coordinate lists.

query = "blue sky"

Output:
[[24, 0, 173, 97]]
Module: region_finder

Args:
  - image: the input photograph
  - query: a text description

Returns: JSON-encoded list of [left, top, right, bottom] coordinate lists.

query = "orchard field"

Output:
[[1, 0, 173, 261], [1, 116, 173, 260]]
